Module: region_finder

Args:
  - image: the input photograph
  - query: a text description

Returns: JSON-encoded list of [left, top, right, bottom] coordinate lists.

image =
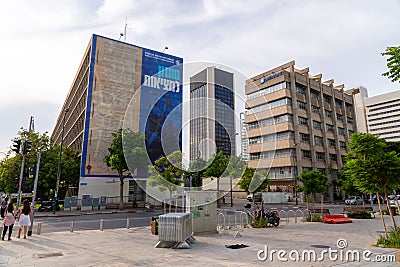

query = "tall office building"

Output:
[[189, 67, 235, 161], [351, 89, 400, 142], [245, 61, 356, 201], [52, 35, 183, 200], [240, 111, 249, 161]]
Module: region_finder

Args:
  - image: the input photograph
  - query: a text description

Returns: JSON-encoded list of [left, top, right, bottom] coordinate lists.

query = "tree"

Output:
[[148, 151, 183, 212], [103, 129, 147, 210], [203, 151, 229, 200], [226, 155, 246, 179], [382, 46, 400, 83], [187, 157, 208, 188], [343, 132, 400, 237], [238, 167, 269, 205], [297, 170, 328, 211]]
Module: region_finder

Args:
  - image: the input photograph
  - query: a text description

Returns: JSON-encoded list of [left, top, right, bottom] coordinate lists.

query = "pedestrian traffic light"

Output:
[[11, 139, 21, 154], [22, 140, 32, 154]]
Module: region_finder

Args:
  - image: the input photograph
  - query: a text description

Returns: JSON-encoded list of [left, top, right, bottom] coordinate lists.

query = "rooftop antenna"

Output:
[[119, 17, 128, 42], [162, 46, 168, 53]]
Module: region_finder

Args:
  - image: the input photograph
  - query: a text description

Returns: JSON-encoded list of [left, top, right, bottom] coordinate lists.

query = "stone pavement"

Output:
[[0, 215, 399, 266]]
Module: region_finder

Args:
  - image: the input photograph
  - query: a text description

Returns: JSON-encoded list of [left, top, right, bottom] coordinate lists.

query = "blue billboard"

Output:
[[139, 48, 183, 163]]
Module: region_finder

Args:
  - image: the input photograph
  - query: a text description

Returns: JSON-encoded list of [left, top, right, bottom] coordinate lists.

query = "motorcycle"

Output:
[[264, 210, 280, 227], [244, 204, 280, 227]]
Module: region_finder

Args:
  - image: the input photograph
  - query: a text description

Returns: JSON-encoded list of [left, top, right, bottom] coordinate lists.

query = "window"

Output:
[[329, 153, 337, 162], [250, 153, 261, 160], [347, 117, 354, 123], [262, 131, 295, 142], [247, 82, 291, 100], [335, 100, 343, 109], [336, 113, 344, 122], [310, 90, 320, 99], [316, 152, 325, 160], [313, 120, 322, 129], [328, 139, 336, 147], [311, 105, 321, 114], [298, 117, 308, 126], [326, 123, 334, 132], [346, 104, 353, 113], [339, 141, 346, 149], [301, 150, 311, 159], [247, 98, 292, 114], [317, 168, 326, 175], [324, 109, 332, 118], [297, 100, 307, 110], [303, 167, 312, 172], [300, 133, 310, 142], [348, 130, 354, 136], [314, 136, 323, 145], [296, 84, 306, 95], [338, 127, 345, 135], [247, 114, 293, 129], [323, 94, 332, 104], [249, 137, 261, 144]]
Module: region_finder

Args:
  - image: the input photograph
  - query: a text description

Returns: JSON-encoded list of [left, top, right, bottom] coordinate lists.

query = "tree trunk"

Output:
[[119, 172, 124, 210], [169, 190, 172, 213], [377, 192, 388, 239], [384, 186, 398, 234]]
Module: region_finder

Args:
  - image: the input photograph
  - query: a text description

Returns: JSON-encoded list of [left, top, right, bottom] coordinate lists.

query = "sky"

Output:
[[0, 0, 399, 156]]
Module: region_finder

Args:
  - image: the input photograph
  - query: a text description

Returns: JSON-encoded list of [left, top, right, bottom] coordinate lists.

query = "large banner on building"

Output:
[[139, 48, 183, 163]]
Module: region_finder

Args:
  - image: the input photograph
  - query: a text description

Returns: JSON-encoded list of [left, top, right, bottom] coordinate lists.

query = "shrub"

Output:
[[347, 211, 373, 219], [251, 218, 268, 228], [377, 229, 400, 248], [305, 214, 322, 222]]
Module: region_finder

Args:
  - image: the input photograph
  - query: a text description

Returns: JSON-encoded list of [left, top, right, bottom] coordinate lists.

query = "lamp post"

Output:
[[292, 143, 299, 206], [54, 108, 69, 214]]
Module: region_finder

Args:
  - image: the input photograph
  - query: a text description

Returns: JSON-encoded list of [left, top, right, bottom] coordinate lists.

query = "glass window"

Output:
[[311, 105, 320, 114], [300, 133, 310, 142], [346, 104, 353, 113], [314, 135, 323, 145], [296, 84, 306, 95], [324, 109, 332, 118], [338, 127, 345, 135], [247, 98, 292, 114], [336, 113, 344, 122], [348, 130, 354, 136], [297, 101, 307, 110], [326, 123, 334, 132], [347, 117, 354, 123], [335, 100, 343, 109], [339, 141, 346, 149], [298, 117, 308, 126], [301, 150, 311, 159], [329, 153, 337, 162], [247, 82, 291, 100], [328, 139, 336, 147], [310, 90, 320, 99], [313, 120, 322, 129], [316, 152, 325, 160], [323, 94, 332, 104]]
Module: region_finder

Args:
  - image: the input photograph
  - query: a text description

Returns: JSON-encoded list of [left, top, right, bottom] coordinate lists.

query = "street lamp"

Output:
[[54, 108, 69, 214], [292, 143, 299, 206]]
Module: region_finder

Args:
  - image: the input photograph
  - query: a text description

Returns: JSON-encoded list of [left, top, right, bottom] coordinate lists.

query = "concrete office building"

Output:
[[245, 61, 356, 201], [189, 67, 235, 161], [351, 88, 400, 142], [52, 34, 183, 200]]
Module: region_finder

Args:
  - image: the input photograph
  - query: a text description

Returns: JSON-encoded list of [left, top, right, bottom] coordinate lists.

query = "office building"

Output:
[[190, 67, 235, 161], [245, 61, 356, 201], [52, 34, 183, 200]]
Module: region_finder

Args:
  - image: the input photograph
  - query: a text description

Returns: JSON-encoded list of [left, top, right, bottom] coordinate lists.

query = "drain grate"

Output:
[[33, 252, 64, 259], [311, 244, 330, 249]]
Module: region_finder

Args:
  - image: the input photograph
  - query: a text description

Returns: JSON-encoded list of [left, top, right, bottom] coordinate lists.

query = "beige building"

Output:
[[245, 61, 357, 201], [352, 89, 400, 142]]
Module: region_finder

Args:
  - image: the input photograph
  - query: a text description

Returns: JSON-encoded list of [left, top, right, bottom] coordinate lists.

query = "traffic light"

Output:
[[11, 139, 21, 154], [22, 140, 32, 154], [29, 166, 36, 178]]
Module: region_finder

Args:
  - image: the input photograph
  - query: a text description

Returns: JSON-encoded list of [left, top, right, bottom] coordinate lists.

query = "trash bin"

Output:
[[151, 216, 158, 235]]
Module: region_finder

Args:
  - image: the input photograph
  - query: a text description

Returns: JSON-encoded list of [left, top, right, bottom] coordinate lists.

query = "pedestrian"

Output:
[[17, 200, 31, 239], [1, 196, 8, 218], [1, 203, 16, 241]]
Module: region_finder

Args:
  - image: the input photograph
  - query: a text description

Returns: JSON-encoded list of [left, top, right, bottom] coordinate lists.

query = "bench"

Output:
[[343, 206, 375, 217], [308, 208, 330, 215]]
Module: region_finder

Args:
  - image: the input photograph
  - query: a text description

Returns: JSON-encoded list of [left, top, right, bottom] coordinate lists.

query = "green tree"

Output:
[[187, 157, 208, 188], [238, 167, 269, 205], [103, 129, 147, 210], [226, 155, 246, 179], [382, 46, 400, 83], [148, 151, 183, 212], [203, 151, 229, 198], [297, 170, 328, 211], [343, 132, 400, 236]]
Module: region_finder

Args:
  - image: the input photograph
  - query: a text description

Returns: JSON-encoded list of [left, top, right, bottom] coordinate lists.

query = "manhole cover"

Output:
[[311, 244, 330, 249], [33, 252, 64, 259]]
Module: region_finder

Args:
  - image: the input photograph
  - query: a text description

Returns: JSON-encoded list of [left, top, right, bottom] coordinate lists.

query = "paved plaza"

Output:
[[0, 211, 399, 266]]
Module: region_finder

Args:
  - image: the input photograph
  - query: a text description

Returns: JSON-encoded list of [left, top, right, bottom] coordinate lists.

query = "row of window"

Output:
[[249, 131, 295, 144], [369, 102, 400, 113], [248, 98, 292, 114], [301, 150, 338, 162], [247, 114, 293, 129], [369, 119, 400, 127], [367, 108, 400, 118], [247, 82, 290, 100], [249, 149, 294, 160]]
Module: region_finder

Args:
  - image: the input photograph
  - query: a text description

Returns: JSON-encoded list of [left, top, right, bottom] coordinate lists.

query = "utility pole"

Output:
[[28, 153, 40, 236]]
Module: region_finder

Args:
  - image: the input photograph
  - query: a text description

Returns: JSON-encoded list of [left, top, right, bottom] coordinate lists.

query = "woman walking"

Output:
[[17, 200, 31, 239], [2, 202, 16, 240]]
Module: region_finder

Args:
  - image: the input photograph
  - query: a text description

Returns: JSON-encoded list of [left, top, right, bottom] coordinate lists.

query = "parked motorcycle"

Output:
[[264, 210, 280, 227], [244, 204, 280, 227]]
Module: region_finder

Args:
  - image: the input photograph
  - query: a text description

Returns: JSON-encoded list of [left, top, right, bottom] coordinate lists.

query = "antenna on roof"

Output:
[[162, 46, 168, 53], [119, 17, 128, 42]]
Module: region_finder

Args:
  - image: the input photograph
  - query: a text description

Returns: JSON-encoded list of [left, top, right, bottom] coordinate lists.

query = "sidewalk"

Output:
[[0, 216, 399, 266]]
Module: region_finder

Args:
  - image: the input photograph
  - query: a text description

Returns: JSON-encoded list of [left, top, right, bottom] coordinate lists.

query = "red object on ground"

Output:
[[323, 215, 352, 224]]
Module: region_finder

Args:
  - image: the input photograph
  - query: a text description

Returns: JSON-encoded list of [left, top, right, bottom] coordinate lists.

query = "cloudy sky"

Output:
[[0, 0, 399, 155]]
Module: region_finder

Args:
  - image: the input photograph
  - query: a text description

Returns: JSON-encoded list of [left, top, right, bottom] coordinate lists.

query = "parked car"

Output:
[[388, 195, 400, 207], [247, 193, 262, 202], [345, 196, 362, 205], [367, 195, 384, 204]]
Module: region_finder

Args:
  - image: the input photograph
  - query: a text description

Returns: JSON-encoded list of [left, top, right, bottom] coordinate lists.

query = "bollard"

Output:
[[100, 219, 104, 231], [70, 221, 74, 232], [37, 222, 42, 235], [126, 218, 130, 229]]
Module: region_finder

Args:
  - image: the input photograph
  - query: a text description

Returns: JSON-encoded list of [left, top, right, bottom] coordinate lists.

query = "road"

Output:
[[33, 211, 163, 234]]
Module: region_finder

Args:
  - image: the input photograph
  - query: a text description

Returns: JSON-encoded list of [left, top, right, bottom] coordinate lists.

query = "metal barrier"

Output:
[[155, 213, 196, 249]]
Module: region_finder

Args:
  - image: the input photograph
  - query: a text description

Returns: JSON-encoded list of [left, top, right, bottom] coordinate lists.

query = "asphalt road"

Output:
[[33, 211, 163, 234]]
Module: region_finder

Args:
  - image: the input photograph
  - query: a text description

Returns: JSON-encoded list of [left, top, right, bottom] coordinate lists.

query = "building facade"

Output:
[[52, 35, 183, 200], [245, 61, 356, 201], [189, 67, 235, 161], [352, 89, 400, 142]]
